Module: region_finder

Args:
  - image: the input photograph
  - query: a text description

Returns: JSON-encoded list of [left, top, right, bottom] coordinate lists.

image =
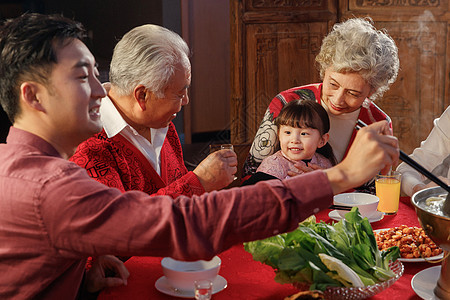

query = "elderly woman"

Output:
[[71, 24, 237, 197], [243, 17, 400, 179]]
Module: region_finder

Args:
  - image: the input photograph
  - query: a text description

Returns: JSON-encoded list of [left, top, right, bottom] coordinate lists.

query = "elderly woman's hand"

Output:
[[193, 149, 238, 191]]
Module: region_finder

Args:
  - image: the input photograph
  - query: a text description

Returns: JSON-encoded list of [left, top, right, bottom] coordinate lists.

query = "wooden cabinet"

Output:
[[373, 21, 448, 152], [231, 0, 450, 155], [340, 0, 450, 154], [230, 0, 337, 144]]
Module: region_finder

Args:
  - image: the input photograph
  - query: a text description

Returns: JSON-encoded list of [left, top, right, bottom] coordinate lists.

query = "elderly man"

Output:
[[0, 13, 398, 299], [70, 24, 236, 196]]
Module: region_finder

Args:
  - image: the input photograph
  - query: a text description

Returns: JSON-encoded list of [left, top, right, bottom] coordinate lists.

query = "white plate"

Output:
[[398, 254, 444, 262], [411, 266, 441, 300], [328, 209, 384, 223], [373, 229, 444, 262], [155, 275, 227, 298]]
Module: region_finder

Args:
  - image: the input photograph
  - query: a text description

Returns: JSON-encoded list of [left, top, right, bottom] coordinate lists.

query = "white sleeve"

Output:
[[396, 106, 450, 196]]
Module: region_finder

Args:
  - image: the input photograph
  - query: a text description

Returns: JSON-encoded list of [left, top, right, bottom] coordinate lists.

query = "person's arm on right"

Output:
[[396, 106, 450, 196], [410, 176, 450, 195]]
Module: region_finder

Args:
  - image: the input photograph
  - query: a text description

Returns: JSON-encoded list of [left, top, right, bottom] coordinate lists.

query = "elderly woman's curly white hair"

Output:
[[315, 17, 399, 101]]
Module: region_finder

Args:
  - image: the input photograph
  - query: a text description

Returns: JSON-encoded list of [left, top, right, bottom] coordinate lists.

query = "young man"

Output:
[[0, 13, 399, 299]]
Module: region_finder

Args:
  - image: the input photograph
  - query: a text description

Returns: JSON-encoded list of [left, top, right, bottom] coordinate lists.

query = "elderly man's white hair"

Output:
[[109, 24, 190, 98]]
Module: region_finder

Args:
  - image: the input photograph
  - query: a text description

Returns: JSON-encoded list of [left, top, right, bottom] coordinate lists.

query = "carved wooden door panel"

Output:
[[243, 22, 327, 143], [375, 21, 447, 154], [230, 0, 338, 144]]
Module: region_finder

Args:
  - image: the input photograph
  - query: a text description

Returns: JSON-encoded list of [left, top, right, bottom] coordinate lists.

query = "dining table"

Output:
[[98, 196, 441, 299]]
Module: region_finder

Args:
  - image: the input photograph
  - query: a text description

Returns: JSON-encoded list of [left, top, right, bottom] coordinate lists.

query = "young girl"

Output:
[[255, 99, 337, 180]]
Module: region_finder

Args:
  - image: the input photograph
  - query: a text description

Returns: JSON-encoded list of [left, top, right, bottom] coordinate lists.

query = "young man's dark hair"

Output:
[[0, 13, 86, 123]]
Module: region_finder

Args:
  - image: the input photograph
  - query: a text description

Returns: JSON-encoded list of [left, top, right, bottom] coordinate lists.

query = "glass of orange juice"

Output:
[[376, 171, 401, 215]]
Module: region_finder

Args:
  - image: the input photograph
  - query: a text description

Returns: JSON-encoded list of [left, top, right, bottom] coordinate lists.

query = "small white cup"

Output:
[[194, 279, 213, 300]]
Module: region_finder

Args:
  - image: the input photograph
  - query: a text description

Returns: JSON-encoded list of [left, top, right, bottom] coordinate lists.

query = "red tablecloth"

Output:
[[99, 197, 438, 299]]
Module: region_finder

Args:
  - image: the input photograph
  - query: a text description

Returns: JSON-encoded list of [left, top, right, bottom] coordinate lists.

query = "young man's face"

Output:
[[41, 38, 106, 146]]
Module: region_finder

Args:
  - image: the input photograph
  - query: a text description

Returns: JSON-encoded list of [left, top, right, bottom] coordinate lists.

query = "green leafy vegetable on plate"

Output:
[[244, 207, 400, 291]]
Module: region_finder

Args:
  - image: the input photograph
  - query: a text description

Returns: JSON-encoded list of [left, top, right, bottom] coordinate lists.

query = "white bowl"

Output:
[[161, 256, 221, 291], [333, 192, 379, 219]]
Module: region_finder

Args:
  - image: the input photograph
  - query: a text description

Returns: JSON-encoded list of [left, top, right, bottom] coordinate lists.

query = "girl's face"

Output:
[[278, 125, 328, 162]]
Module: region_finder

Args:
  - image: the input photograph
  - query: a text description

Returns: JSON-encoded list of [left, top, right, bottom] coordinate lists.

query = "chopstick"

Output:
[[355, 119, 450, 193], [329, 204, 353, 211], [355, 119, 367, 131], [399, 152, 450, 193]]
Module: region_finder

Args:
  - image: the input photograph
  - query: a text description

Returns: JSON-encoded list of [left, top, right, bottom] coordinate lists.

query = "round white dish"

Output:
[[373, 229, 444, 262], [398, 254, 443, 262], [328, 209, 384, 223], [411, 266, 441, 300], [155, 275, 227, 298], [398, 255, 444, 263]]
